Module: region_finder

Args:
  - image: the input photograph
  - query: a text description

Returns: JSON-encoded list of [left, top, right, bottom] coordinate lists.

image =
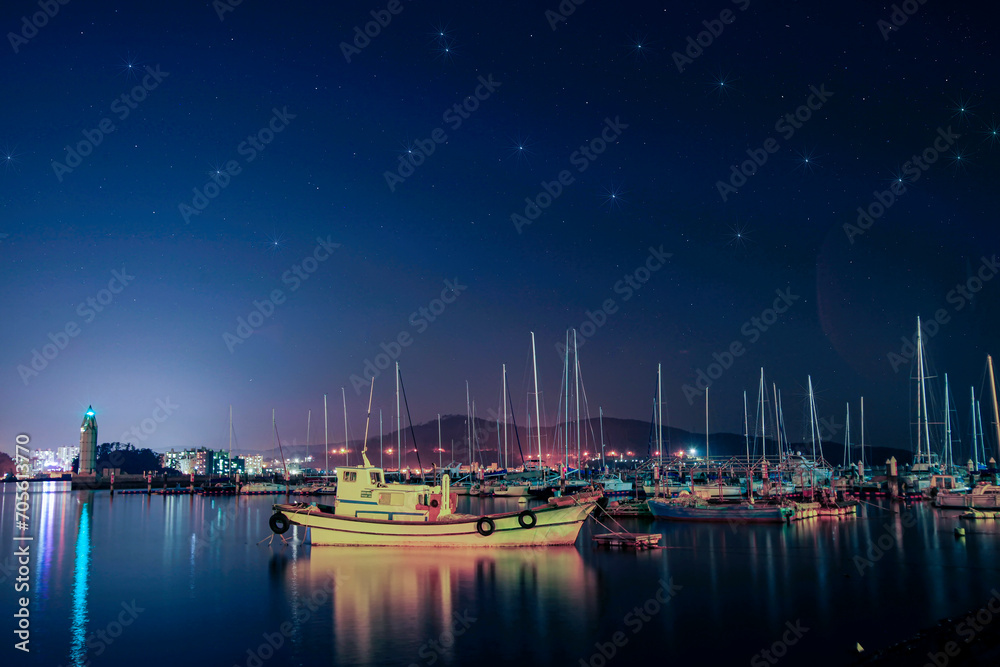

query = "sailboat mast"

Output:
[[759, 368, 766, 459], [466, 381, 472, 466], [944, 373, 952, 471], [396, 362, 401, 472], [844, 402, 850, 468], [705, 386, 709, 463], [971, 387, 978, 469], [657, 363, 663, 465], [860, 397, 865, 467], [977, 400, 987, 466], [563, 331, 569, 473], [807, 375, 816, 460], [380, 408, 383, 469], [988, 354, 1000, 463], [600, 406, 605, 468], [306, 409, 311, 463], [324, 394, 329, 474], [438, 413, 442, 471], [531, 332, 542, 462], [502, 364, 508, 470], [574, 329, 580, 476], [743, 390, 749, 465], [916, 317, 932, 463], [228, 404, 233, 459], [773, 382, 780, 458]]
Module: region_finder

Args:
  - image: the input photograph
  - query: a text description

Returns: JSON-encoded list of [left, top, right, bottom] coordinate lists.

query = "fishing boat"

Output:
[[268, 455, 601, 546], [492, 481, 533, 497], [647, 495, 793, 523], [594, 473, 633, 497]]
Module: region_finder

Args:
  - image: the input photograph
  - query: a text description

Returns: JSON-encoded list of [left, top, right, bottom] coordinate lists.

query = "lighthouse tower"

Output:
[[79, 406, 98, 475]]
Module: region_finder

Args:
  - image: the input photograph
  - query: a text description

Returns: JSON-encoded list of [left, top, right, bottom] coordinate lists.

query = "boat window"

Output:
[[379, 492, 403, 505], [343, 471, 356, 483], [370, 472, 381, 484]]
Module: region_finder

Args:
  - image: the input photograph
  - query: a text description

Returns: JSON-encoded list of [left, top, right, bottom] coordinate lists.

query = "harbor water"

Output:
[[3, 483, 999, 666]]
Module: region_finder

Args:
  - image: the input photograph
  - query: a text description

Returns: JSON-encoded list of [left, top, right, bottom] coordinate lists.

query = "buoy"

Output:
[[955, 527, 966, 537]]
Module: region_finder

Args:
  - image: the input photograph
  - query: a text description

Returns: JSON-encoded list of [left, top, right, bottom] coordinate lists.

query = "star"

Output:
[[947, 148, 971, 174], [118, 52, 141, 80], [726, 219, 752, 249], [261, 230, 287, 253], [599, 183, 626, 211], [1, 145, 21, 173], [625, 33, 651, 64], [979, 116, 1000, 148], [708, 70, 738, 98], [793, 148, 820, 173], [949, 95, 976, 125], [506, 134, 535, 164]]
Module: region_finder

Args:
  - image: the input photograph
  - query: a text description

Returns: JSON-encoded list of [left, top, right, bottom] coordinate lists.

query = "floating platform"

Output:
[[593, 532, 662, 549], [960, 509, 1000, 520]]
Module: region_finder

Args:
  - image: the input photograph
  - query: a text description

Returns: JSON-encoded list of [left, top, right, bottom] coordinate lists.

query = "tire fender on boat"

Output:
[[517, 509, 537, 529], [476, 517, 496, 536], [269, 512, 290, 535]]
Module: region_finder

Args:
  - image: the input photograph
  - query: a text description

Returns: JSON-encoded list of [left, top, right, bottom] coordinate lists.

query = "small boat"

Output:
[[935, 482, 1000, 509], [594, 473, 633, 497], [647, 496, 793, 523], [268, 453, 602, 547], [491, 481, 532, 497]]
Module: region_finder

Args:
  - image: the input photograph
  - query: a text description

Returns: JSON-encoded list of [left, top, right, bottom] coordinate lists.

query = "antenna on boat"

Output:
[[362, 379, 374, 467]]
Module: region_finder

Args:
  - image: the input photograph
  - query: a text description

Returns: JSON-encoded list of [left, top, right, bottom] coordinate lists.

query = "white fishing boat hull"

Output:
[[492, 484, 532, 497], [272, 497, 599, 547]]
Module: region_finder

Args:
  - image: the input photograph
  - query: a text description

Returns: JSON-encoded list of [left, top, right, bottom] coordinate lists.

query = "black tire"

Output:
[[517, 509, 538, 529], [269, 512, 290, 535], [476, 517, 496, 536]]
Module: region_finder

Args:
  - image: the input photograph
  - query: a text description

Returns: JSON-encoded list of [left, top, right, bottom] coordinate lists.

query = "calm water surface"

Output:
[[3, 483, 999, 666]]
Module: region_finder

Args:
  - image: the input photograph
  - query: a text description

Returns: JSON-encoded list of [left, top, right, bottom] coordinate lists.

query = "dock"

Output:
[[593, 532, 662, 550]]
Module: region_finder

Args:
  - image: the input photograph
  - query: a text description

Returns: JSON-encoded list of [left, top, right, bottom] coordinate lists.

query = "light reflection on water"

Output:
[[2, 483, 999, 667]]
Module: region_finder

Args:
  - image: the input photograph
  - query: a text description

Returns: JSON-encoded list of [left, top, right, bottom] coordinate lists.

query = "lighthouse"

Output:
[[79, 406, 97, 475]]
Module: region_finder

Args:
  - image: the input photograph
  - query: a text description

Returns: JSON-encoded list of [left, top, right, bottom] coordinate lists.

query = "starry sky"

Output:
[[2, 0, 999, 460]]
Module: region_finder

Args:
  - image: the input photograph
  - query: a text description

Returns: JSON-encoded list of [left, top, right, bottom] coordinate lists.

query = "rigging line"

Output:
[[397, 369, 424, 474]]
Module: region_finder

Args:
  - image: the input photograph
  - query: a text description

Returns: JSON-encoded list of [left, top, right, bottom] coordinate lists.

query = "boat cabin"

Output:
[[334, 462, 457, 522]]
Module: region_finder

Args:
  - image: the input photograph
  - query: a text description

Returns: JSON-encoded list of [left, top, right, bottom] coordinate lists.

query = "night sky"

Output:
[[3, 0, 999, 459]]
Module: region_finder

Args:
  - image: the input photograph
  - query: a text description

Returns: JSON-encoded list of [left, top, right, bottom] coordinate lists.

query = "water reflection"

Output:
[[69, 495, 92, 667], [297, 547, 594, 665]]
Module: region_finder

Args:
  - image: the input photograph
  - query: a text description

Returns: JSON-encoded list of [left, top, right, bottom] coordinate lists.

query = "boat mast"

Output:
[[306, 408, 311, 463], [342, 387, 349, 467], [916, 316, 932, 464], [466, 381, 472, 467], [600, 406, 605, 468], [759, 368, 766, 459], [977, 400, 987, 467], [743, 390, 750, 466], [362, 380, 374, 466], [773, 382, 780, 460], [971, 387, 979, 470], [988, 354, 1000, 463], [657, 363, 663, 465], [502, 364, 508, 470], [705, 386, 710, 464], [396, 362, 401, 472], [324, 394, 329, 474], [379, 408, 383, 469], [563, 331, 569, 473], [860, 397, 866, 468], [228, 404, 233, 460], [944, 373, 952, 471], [438, 413, 442, 471], [844, 402, 850, 470], [531, 332, 542, 462], [575, 329, 581, 476]]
